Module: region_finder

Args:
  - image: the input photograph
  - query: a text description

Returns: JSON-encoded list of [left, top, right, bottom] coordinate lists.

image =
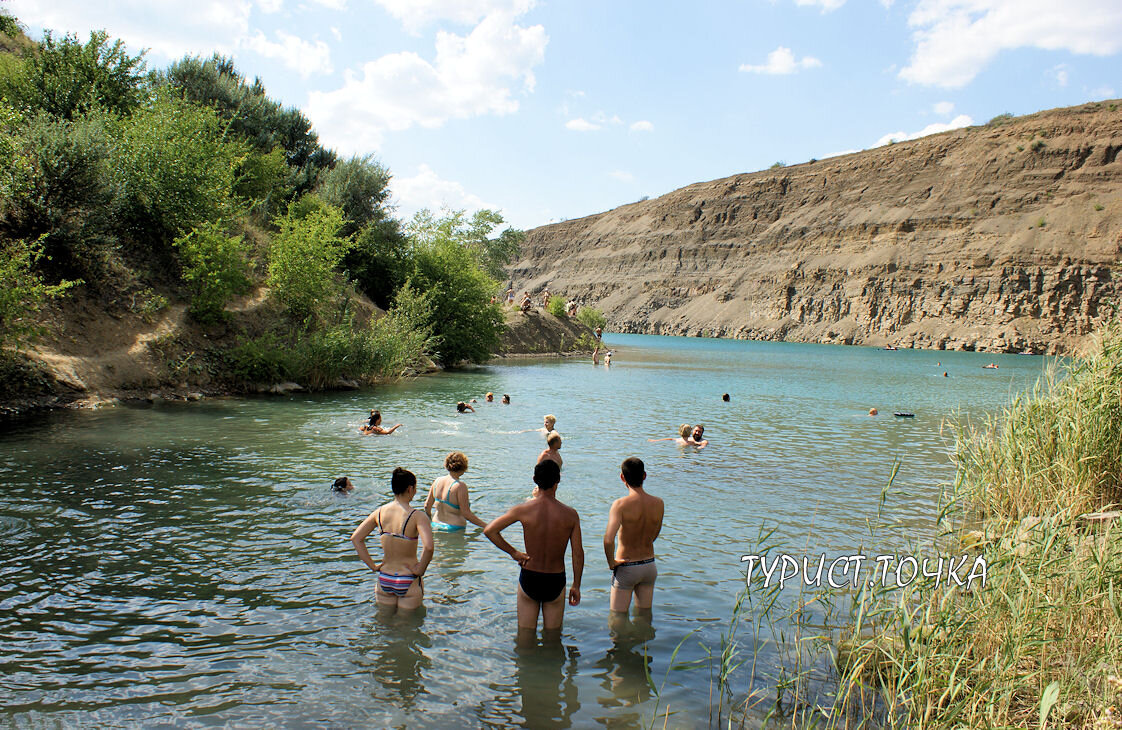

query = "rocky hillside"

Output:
[[513, 101, 1122, 354]]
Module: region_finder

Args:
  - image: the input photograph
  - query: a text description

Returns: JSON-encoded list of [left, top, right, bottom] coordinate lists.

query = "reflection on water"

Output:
[[0, 335, 1050, 725]]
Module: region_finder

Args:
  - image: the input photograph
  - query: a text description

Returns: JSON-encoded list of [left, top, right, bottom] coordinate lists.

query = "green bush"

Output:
[[233, 147, 290, 219], [407, 208, 523, 281], [314, 154, 392, 236], [547, 295, 566, 317], [344, 217, 409, 309], [173, 221, 251, 323], [576, 305, 607, 331], [108, 90, 245, 243], [222, 331, 295, 384], [987, 112, 1014, 126], [267, 201, 350, 322], [0, 236, 78, 350]]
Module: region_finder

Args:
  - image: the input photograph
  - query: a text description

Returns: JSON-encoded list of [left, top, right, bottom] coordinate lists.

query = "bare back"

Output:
[[612, 490, 664, 562], [518, 495, 579, 573]]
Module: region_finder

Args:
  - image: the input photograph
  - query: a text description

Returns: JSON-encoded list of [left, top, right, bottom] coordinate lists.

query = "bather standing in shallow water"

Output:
[[351, 468, 434, 611], [424, 451, 487, 532]]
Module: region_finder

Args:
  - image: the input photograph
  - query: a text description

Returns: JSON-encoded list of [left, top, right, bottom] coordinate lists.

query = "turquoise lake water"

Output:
[[0, 334, 1050, 727]]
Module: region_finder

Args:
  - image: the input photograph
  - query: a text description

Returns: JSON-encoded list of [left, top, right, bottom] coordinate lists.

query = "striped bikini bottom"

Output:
[[378, 571, 417, 597]]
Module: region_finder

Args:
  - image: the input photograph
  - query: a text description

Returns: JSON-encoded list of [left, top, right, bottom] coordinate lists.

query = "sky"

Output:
[[6, 0, 1121, 230]]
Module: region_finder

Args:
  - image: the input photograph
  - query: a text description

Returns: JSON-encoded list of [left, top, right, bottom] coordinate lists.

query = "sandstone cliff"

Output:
[[513, 101, 1122, 354]]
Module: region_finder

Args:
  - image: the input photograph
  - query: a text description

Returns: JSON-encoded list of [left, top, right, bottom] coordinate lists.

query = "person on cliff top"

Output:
[[424, 451, 487, 533], [520, 292, 532, 313], [649, 424, 692, 446], [457, 401, 475, 413], [541, 288, 551, 307], [688, 424, 709, 449], [360, 410, 402, 435], [603, 457, 663, 615], [351, 467, 434, 612], [537, 431, 563, 468], [506, 288, 515, 306], [483, 460, 583, 636]]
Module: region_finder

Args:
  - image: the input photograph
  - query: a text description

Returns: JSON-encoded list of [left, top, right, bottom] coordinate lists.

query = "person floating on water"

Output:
[[332, 476, 355, 495], [424, 451, 487, 532], [457, 401, 475, 413], [537, 431, 563, 467], [351, 467, 434, 612], [983, 363, 999, 369], [648, 424, 692, 446], [603, 457, 663, 614], [360, 410, 402, 435], [689, 424, 709, 448], [484, 461, 583, 634]]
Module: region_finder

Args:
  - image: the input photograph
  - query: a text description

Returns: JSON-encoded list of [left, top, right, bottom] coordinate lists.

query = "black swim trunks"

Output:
[[519, 568, 566, 603]]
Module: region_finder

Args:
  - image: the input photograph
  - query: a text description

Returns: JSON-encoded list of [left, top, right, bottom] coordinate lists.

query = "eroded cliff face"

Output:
[[513, 101, 1122, 354]]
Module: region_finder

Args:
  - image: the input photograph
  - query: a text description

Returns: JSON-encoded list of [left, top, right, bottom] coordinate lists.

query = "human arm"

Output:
[[483, 507, 530, 565], [350, 509, 382, 573], [603, 501, 621, 570], [382, 423, 403, 434], [423, 480, 437, 518], [569, 515, 584, 605], [647, 437, 675, 442], [411, 512, 434, 576], [455, 483, 488, 529]]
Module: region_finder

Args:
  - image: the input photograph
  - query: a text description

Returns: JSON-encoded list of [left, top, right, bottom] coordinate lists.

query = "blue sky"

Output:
[[8, 0, 1121, 230]]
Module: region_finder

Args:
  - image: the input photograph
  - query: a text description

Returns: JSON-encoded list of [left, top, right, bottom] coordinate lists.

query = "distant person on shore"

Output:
[[603, 457, 663, 614], [541, 288, 551, 308], [424, 451, 487, 532], [869, 408, 878, 416], [537, 431, 563, 468], [722, 393, 730, 402], [332, 476, 355, 495], [520, 292, 532, 313], [484, 461, 583, 634], [486, 392, 494, 402], [506, 288, 515, 305], [689, 424, 709, 449], [502, 394, 510, 404], [351, 468, 434, 611], [649, 424, 692, 446], [360, 410, 402, 435], [457, 401, 475, 413]]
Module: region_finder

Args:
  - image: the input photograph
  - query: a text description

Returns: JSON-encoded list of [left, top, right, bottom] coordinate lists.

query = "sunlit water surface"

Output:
[[0, 335, 1048, 727]]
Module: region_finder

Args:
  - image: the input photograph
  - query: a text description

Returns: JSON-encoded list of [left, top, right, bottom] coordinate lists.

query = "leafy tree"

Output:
[[0, 236, 78, 350], [344, 216, 409, 309], [576, 306, 607, 331], [314, 154, 392, 236], [407, 207, 523, 280], [173, 221, 251, 323], [0, 30, 146, 120], [267, 200, 351, 322]]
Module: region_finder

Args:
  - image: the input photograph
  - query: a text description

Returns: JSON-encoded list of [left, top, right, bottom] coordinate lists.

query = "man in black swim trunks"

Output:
[[484, 461, 584, 633]]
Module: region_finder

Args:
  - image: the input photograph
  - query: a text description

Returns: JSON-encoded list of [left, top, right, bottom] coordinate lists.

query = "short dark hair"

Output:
[[391, 467, 416, 495], [621, 457, 645, 487], [332, 476, 350, 492], [533, 460, 560, 489]]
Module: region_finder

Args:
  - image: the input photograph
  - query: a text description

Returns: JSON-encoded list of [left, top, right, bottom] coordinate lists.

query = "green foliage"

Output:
[[1094, 203, 1104, 211], [233, 147, 289, 218], [108, 90, 246, 242], [987, 112, 1014, 126], [769, 161, 785, 169], [173, 221, 251, 323], [314, 154, 392, 236], [0, 101, 32, 208], [344, 216, 409, 309], [267, 201, 351, 321], [547, 295, 566, 317], [407, 207, 523, 281], [1031, 139, 1046, 152], [0, 30, 146, 120], [576, 305, 607, 331], [0, 10, 21, 37], [1037, 217, 1047, 227], [0, 236, 78, 349]]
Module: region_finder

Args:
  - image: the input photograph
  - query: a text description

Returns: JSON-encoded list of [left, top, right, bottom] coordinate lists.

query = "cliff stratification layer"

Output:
[[513, 101, 1122, 354]]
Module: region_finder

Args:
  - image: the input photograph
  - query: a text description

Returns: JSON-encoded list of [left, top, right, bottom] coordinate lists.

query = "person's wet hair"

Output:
[[679, 424, 692, 439], [546, 432, 562, 448], [502, 394, 510, 403], [391, 467, 416, 495], [370, 410, 382, 425], [445, 451, 468, 473], [722, 393, 730, 402], [332, 476, 350, 493], [533, 460, 560, 490], [457, 401, 468, 412], [621, 457, 645, 487]]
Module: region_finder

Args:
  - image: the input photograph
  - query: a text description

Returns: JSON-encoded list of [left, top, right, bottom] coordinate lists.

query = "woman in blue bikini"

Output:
[[351, 467, 434, 610], [424, 451, 488, 532]]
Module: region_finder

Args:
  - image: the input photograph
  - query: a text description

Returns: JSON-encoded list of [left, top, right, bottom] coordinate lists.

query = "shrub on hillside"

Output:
[[173, 221, 251, 323], [576, 306, 607, 331], [0, 236, 78, 350], [314, 154, 392, 236], [266, 201, 351, 322], [547, 295, 566, 317], [344, 217, 409, 309]]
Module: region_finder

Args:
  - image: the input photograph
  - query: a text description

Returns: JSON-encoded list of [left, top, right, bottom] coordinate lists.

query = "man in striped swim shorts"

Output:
[[603, 457, 664, 614]]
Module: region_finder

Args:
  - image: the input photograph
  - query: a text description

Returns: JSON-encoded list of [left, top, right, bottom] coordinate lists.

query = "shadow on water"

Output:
[[352, 608, 433, 712], [593, 611, 657, 726], [504, 629, 582, 729]]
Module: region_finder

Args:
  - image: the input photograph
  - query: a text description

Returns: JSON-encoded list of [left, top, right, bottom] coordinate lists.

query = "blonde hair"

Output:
[[679, 424, 692, 438], [544, 414, 556, 428], [445, 451, 468, 473]]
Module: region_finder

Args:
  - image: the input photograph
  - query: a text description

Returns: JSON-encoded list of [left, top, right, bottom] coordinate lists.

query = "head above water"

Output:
[[533, 460, 560, 491], [332, 476, 353, 493], [692, 424, 705, 439], [679, 423, 692, 439], [370, 410, 382, 425], [546, 431, 562, 448], [869, 407, 878, 416], [502, 394, 510, 404], [722, 393, 730, 402], [544, 414, 556, 429], [621, 457, 645, 487], [445, 451, 468, 474], [391, 467, 416, 495], [457, 401, 468, 412], [486, 392, 494, 401]]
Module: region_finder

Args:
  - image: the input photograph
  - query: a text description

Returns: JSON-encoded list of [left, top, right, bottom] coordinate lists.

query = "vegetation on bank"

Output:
[[0, 12, 527, 393]]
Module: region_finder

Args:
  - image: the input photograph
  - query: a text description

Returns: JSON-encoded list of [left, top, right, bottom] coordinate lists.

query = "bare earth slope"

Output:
[[513, 101, 1122, 354]]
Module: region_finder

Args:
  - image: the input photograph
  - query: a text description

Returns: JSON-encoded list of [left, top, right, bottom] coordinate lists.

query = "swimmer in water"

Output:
[[457, 401, 475, 413], [540, 414, 557, 436], [484, 461, 583, 634], [537, 431, 563, 467], [502, 394, 510, 404], [722, 393, 730, 402], [648, 424, 693, 446], [689, 424, 709, 449], [604, 351, 613, 367], [983, 363, 999, 369], [332, 476, 355, 495], [360, 410, 402, 435], [424, 451, 487, 532], [486, 392, 494, 402], [351, 468, 434, 611]]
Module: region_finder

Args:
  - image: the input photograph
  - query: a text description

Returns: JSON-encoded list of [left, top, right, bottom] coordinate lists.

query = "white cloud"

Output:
[[306, 13, 547, 153], [1049, 64, 1069, 87], [8, 0, 253, 60], [330, 26, 342, 41], [392, 164, 495, 219], [374, 0, 536, 31], [630, 120, 654, 132], [608, 170, 635, 183], [900, 0, 1122, 88], [933, 100, 955, 115], [566, 118, 601, 132], [740, 46, 823, 75], [244, 30, 332, 77], [308, 0, 347, 8], [793, 0, 846, 10], [257, 0, 283, 13], [873, 114, 973, 146], [1090, 85, 1117, 98]]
